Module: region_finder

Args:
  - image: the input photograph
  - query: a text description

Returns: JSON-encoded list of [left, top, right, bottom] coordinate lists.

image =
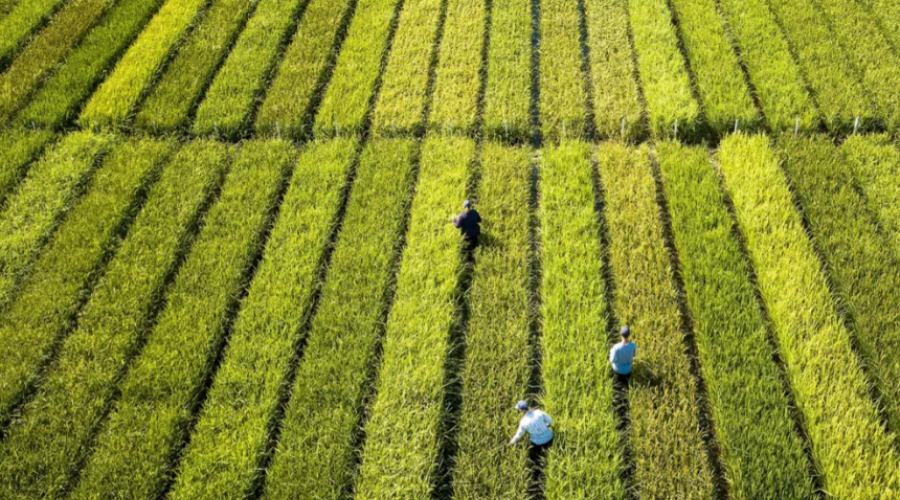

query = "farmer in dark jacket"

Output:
[[452, 200, 481, 249]]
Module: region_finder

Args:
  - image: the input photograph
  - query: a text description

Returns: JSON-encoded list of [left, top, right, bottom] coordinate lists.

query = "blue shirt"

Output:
[[610, 342, 636, 375], [510, 409, 554, 445], [454, 209, 481, 239]]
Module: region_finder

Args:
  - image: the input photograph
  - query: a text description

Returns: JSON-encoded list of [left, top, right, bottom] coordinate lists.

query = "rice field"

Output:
[[1, 0, 900, 497]]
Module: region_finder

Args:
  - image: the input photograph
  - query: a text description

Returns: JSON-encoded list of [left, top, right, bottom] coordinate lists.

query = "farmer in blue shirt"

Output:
[[610, 326, 636, 382], [509, 400, 553, 467], [452, 200, 481, 250]]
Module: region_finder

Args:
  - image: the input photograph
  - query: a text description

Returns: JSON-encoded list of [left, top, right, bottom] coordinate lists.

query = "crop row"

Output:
[[627, 0, 700, 139], [764, 0, 871, 131], [14, 0, 168, 130], [597, 143, 713, 498], [582, 0, 642, 140], [0, 138, 173, 424], [313, 0, 405, 137], [716, 134, 900, 499], [714, 0, 818, 133], [79, 0, 208, 129], [427, 0, 485, 135], [538, 0, 586, 142], [254, 0, 355, 138], [0, 0, 22, 18], [0, 0, 68, 66], [450, 143, 533, 499], [667, 0, 759, 134], [864, 0, 900, 55], [482, 0, 533, 140], [71, 140, 294, 500], [191, 0, 310, 138], [778, 136, 900, 444], [540, 141, 623, 499], [258, 139, 418, 500], [371, 0, 445, 136], [0, 140, 230, 500], [655, 140, 814, 500], [0, 126, 55, 206], [352, 136, 473, 499], [0, 131, 115, 307], [0, 0, 115, 123], [842, 135, 900, 260]]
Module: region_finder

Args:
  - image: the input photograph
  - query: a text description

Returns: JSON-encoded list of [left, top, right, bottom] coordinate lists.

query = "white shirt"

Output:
[[510, 409, 553, 445]]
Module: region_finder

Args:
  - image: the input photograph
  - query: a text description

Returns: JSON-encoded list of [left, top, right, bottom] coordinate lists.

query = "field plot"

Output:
[[482, 0, 533, 139], [0, 0, 68, 66], [538, 0, 586, 142], [0, 126, 55, 205], [842, 135, 900, 260]]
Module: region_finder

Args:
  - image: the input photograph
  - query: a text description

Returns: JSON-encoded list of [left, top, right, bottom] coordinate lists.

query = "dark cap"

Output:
[[621, 326, 631, 337], [463, 200, 471, 208]]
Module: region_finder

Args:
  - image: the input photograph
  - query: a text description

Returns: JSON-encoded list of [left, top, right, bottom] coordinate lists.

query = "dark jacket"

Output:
[[454, 209, 481, 239]]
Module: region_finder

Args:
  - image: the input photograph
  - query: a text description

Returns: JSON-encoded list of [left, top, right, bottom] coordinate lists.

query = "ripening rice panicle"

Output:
[[0, 126, 56, 206], [841, 135, 900, 261], [539, 0, 587, 143], [0, 0, 68, 66], [482, 0, 533, 140]]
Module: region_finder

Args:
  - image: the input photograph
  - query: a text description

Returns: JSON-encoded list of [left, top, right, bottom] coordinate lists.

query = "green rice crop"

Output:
[[348, 136, 474, 499], [539, 0, 586, 142], [0, 139, 172, 423], [261, 139, 417, 500], [254, 0, 355, 138], [717, 133, 900, 499], [191, 0, 309, 139], [0, 0, 116, 123], [0, 0, 68, 66], [450, 143, 532, 499], [13, 0, 168, 130], [70, 140, 294, 500], [810, 0, 900, 130], [371, 0, 444, 136], [583, 0, 643, 140], [427, 0, 485, 135], [715, 0, 818, 133], [627, 0, 701, 139], [313, 0, 404, 138], [482, 0, 532, 140], [667, 0, 759, 134], [540, 141, 623, 500], [863, 0, 900, 54], [0, 126, 55, 207], [0, 140, 230, 500], [597, 143, 713, 499], [0, 0, 22, 19], [763, 0, 873, 132], [164, 138, 357, 500], [79, 0, 208, 129], [779, 135, 900, 443], [656, 140, 815, 500], [841, 135, 900, 260], [0, 131, 115, 307], [134, 0, 256, 133]]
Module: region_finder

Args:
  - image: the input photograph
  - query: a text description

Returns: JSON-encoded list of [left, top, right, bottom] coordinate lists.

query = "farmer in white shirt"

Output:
[[610, 326, 636, 383], [509, 400, 553, 465]]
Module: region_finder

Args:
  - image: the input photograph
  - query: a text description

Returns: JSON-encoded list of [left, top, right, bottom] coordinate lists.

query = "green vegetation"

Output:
[[842, 135, 900, 260], [71, 140, 294, 500], [715, 0, 818, 133], [0, 0, 23, 18], [482, 0, 532, 140], [0, 0, 115, 123], [627, 0, 700, 139], [583, 0, 643, 140], [314, 0, 404, 137], [540, 141, 623, 499], [539, 0, 586, 142], [79, 0, 208, 129], [164, 138, 357, 500], [0, 126, 55, 206], [717, 133, 900, 499], [764, 0, 872, 131], [779, 135, 900, 442], [0, 138, 174, 422], [261, 139, 417, 500], [0, 140, 229, 500], [656, 140, 815, 500], [371, 0, 444, 136], [0, 131, 115, 307], [598, 143, 713, 499], [14, 0, 168, 130], [0, 0, 68, 66], [864, 0, 900, 54], [350, 136, 473, 499], [667, 0, 759, 134], [254, 0, 355, 138], [191, 0, 309, 138], [451, 143, 532, 499], [428, 0, 485, 134]]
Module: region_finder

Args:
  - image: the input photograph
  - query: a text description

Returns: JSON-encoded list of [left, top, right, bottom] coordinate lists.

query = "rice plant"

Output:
[[482, 0, 532, 140], [539, 0, 587, 142], [0, 0, 68, 66], [0, 126, 56, 206], [70, 140, 294, 500], [842, 135, 900, 261]]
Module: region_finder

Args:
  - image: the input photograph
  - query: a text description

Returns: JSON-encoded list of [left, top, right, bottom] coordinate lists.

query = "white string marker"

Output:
[[854, 116, 860, 135], [674, 119, 678, 139], [621, 117, 626, 137], [734, 119, 739, 133], [795, 118, 799, 136], [276, 121, 281, 138]]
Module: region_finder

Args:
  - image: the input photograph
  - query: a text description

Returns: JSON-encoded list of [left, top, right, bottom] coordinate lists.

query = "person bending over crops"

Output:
[[509, 400, 554, 466], [610, 326, 636, 383], [452, 199, 481, 250]]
